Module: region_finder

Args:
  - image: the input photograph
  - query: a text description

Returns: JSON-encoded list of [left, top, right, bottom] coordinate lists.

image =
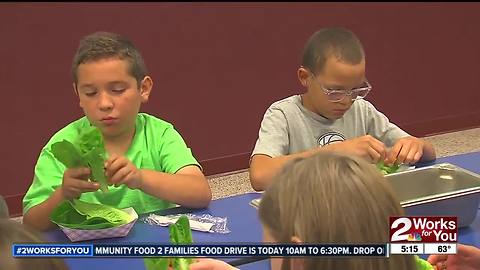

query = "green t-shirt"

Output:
[[23, 113, 200, 215]]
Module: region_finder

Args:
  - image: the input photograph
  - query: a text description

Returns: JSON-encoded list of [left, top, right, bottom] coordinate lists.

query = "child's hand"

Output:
[[105, 155, 143, 189], [331, 135, 387, 163], [385, 136, 424, 165], [427, 244, 480, 270], [189, 258, 239, 270], [61, 167, 100, 200]]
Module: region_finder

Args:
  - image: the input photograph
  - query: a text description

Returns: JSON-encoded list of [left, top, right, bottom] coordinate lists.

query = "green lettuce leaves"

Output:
[[144, 257, 169, 270], [144, 215, 194, 270], [169, 216, 194, 269], [415, 256, 435, 270], [50, 199, 134, 230], [51, 125, 108, 192], [377, 161, 400, 175]]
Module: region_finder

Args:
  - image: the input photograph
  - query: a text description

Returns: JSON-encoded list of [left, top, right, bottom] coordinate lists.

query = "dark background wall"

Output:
[[2, 3, 480, 216]]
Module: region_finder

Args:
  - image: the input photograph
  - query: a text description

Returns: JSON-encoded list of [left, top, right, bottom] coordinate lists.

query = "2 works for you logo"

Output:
[[389, 216, 457, 243]]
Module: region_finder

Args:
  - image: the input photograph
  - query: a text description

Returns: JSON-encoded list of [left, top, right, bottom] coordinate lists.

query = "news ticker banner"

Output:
[[389, 216, 457, 255], [12, 244, 388, 258], [11, 216, 459, 258], [12, 242, 458, 258]]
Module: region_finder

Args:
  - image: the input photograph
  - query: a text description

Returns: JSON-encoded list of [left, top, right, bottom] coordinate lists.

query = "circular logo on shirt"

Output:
[[317, 132, 346, 147]]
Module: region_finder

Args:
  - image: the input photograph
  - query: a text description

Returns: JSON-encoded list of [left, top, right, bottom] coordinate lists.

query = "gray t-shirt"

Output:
[[252, 95, 410, 157]]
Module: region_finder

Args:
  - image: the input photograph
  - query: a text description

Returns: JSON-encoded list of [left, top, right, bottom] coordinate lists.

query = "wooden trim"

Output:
[[200, 152, 251, 176], [401, 111, 480, 137]]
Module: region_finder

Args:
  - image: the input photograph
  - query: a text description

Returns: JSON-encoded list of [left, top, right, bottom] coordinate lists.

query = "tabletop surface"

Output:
[[43, 151, 480, 270]]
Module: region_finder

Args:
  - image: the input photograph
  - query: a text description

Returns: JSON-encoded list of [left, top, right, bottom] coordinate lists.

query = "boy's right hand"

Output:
[[61, 167, 100, 200], [329, 135, 387, 163]]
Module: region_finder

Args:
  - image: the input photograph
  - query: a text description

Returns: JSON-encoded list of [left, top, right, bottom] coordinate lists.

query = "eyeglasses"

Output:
[[309, 71, 372, 103]]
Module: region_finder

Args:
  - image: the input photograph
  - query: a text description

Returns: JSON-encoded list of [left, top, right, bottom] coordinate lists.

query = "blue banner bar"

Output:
[[13, 244, 93, 257], [12, 243, 388, 257]]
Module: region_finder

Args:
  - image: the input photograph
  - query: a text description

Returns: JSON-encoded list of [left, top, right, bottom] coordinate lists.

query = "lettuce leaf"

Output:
[[51, 125, 108, 192], [170, 216, 194, 269], [415, 256, 434, 270], [377, 161, 400, 175], [169, 216, 193, 245], [51, 140, 85, 168], [144, 215, 194, 270], [143, 257, 169, 270], [50, 200, 133, 230]]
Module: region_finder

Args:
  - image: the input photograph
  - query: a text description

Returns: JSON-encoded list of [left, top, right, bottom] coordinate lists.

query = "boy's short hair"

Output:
[[302, 27, 365, 74], [71, 31, 148, 87]]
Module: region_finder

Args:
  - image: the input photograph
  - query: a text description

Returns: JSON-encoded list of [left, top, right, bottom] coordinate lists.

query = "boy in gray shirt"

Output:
[[250, 27, 436, 191]]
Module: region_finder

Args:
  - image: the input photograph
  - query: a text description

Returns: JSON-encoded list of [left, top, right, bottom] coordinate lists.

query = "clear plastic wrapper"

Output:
[[143, 213, 230, 234]]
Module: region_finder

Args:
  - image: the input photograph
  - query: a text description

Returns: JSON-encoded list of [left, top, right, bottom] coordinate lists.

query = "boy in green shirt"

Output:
[[23, 32, 212, 231]]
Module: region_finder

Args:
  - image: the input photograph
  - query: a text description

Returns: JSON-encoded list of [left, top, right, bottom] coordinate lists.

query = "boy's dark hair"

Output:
[[71, 31, 148, 87], [302, 27, 364, 74]]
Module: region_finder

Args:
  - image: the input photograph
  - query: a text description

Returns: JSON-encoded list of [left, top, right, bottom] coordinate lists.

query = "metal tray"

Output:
[[385, 163, 480, 227]]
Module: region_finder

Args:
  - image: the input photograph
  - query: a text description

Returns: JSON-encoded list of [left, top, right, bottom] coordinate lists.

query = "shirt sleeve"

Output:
[[251, 106, 290, 158], [158, 126, 201, 174], [23, 148, 65, 214], [365, 101, 411, 147]]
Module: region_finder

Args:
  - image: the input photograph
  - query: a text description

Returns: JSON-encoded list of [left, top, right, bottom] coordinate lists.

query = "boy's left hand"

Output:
[[105, 155, 143, 189], [385, 136, 425, 165]]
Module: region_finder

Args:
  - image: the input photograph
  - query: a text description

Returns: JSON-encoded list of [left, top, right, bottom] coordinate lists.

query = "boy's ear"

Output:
[[139, 76, 153, 103], [73, 83, 83, 108], [291, 235, 302, 244], [290, 236, 304, 270], [73, 83, 79, 96], [297, 67, 310, 88]]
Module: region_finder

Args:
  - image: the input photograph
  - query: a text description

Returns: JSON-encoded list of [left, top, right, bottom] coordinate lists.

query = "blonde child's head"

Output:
[[258, 152, 416, 270], [0, 219, 68, 270]]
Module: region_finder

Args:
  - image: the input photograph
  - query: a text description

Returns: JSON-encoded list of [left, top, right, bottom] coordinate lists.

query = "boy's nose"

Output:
[[338, 96, 353, 106], [98, 92, 114, 111]]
